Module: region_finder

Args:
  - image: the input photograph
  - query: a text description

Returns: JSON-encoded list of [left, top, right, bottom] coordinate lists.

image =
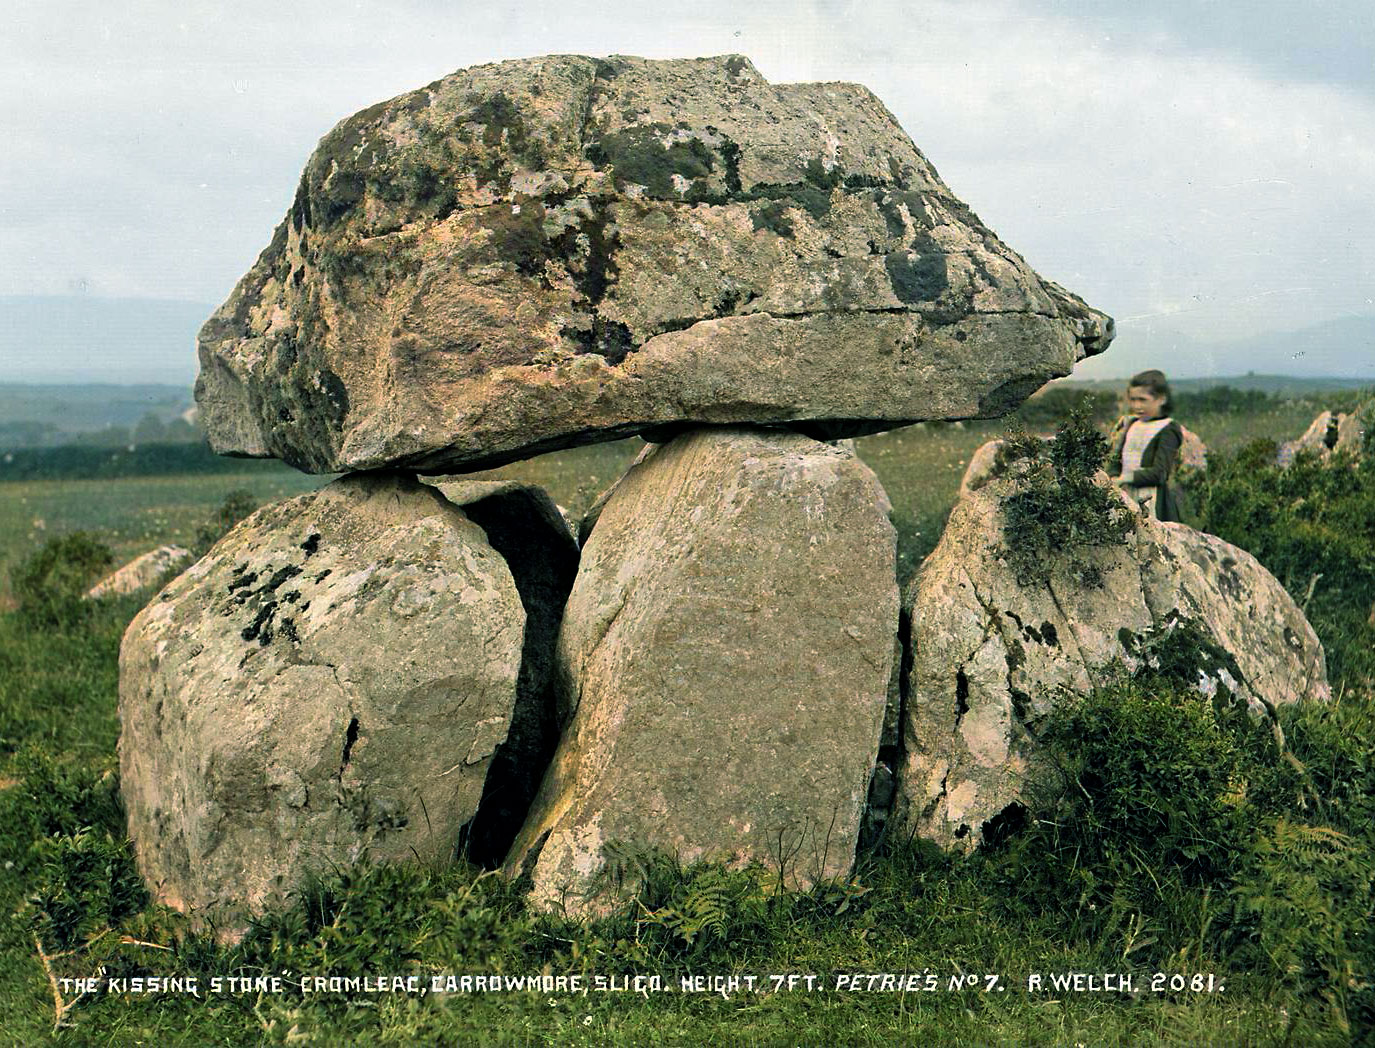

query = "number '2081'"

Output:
[[1151, 973, 1223, 993]]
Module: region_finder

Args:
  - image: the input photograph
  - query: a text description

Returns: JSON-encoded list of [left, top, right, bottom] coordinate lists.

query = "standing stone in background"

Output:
[[1277, 405, 1370, 467], [196, 53, 1113, 475], [893, 440, 1330, 852], [505, 428, 899, 915], [118, 473, 526, 922], [87, 545, 192, 600]]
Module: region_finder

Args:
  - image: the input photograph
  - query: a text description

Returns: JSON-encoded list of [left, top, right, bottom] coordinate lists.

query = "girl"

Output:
[[1106, 369, 1184, 522]]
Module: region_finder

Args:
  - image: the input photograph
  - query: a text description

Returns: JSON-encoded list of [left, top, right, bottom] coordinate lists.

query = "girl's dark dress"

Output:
[[1106, 416, 1184, 523]]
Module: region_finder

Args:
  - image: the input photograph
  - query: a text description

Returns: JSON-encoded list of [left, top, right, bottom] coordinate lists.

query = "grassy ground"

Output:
[[0, 469, 330, 606], [0, 398, 1328, 589], [0, 403, 1370, 1045]]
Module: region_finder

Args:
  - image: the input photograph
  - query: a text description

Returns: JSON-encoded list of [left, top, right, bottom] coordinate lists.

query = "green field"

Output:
[[0, 396, 1326, 598], [1, 397, 1372, 1046]]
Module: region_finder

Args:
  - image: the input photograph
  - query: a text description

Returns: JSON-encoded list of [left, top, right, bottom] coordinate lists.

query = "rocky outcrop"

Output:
[[118, 473, 527, 920], [894, 440, 1329, 851], [87, 546, 192, 599], [196, 54, 1113, 475], [505, 428, 899, 914], [1278, 406, 1369, 466]]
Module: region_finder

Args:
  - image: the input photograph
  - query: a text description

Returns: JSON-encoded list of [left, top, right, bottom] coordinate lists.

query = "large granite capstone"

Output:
[[197, 54, 1114, 474]]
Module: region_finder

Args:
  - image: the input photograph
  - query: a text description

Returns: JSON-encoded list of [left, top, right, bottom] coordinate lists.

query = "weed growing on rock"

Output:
[[192, 488, 259, 557], [997, 408, 1135, 587]]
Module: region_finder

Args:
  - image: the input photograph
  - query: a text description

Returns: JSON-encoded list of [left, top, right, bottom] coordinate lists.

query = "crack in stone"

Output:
[[339, 716, 360, 775], [1040, 577, 1089, 670], [641, 304, 1070, 337]]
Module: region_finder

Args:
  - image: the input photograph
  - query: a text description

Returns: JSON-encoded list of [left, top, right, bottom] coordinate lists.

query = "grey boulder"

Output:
[[893, 439, 1330, 851], [505, 428, 899, 914], [118, 473, 527, 920]]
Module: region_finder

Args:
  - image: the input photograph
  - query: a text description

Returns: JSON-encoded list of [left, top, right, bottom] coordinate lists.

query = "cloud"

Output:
[[2, 0, 1372, 377]]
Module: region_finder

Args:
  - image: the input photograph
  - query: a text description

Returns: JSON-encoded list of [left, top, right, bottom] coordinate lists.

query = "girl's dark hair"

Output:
[[1129, 369, 1174, 414]]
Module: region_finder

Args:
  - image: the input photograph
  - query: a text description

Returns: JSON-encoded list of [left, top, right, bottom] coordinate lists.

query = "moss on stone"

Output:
[[586, 123, 716, 197]]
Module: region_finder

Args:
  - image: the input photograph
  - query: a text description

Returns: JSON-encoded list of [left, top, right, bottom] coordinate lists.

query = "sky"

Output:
[[2, 0, 1374, 381]]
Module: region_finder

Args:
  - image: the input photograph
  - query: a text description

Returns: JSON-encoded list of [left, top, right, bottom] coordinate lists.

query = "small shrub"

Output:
[[1015, 387, 1118, 428], [1174, 385, 1280, 417], [1194, 440, 1375, 688], [1228, 818, 1375, 1028], [4, 748, 125, 848], [192, 489, 259, 556], [993, 678, 1252, 933], [997, 409, 1136, 587], [238, 861, 530, 977], [10, 531, 113, 626], [28, 828, 148, 949]]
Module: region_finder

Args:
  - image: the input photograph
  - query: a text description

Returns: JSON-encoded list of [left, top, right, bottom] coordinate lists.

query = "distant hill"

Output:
[[0, 383, 196, 450], [0, 383, 193, 429], [1056, 374, 1374, 397], [0, 296, 211, 385], [1075, 314, 1375, 381]]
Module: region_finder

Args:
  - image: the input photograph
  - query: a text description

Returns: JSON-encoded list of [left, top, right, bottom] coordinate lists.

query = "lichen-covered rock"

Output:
[[118, 473, 526, 921], [505, 428, 899, 914], [1178, 424, 1208, 472], [87, 545, 192, 599], [197, 54, 1113, 475], [1277, 406, 1370, 466], [894, 440, 1329, 851]]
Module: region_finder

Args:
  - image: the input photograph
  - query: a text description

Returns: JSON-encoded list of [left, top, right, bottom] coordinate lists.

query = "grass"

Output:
[[1, 399, 1371, 1045], [0, 469, 330, 607]]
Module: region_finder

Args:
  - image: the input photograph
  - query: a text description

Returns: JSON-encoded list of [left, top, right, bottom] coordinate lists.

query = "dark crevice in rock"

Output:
[[980, 802, 1028, 849], [509, 829, 552, 892], [264, 563, 304, 592], [787, 417, 923, 443], [1009, 687, 1037, 741], [857, 762, 896, 854], [919, 765, 951, 825], [859, 583, 910, 856], [452, 486, 580, 868], [896, 603, 914, 746], [340, 716, 360, 772], [954, 669, 970, 727], [241, 602, 277, 645]]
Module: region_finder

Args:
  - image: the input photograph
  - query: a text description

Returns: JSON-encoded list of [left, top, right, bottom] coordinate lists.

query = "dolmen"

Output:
[[118, 53, 1321, 924]]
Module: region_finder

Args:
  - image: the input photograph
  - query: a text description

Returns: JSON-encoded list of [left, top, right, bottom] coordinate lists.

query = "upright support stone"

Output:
[[118, 473, 527, 922], [505, 428, 900, 914]]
